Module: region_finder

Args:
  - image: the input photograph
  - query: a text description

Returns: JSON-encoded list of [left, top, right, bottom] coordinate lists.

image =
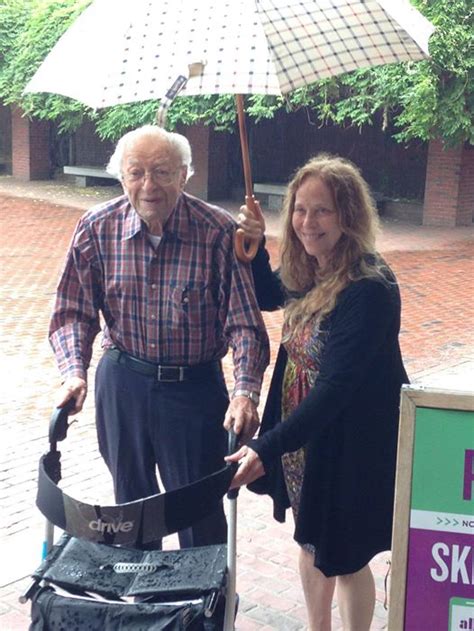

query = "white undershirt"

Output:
[[147, 234, 162, 248]]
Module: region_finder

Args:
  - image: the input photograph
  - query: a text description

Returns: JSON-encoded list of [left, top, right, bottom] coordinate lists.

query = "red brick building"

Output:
[[1, 104, 472, 226]]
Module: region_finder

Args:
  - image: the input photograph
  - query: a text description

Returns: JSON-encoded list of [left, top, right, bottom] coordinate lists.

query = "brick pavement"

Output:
[[0, 178, 473, 630]]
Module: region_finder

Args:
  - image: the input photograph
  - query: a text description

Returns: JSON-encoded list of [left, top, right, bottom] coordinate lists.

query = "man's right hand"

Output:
[[55, 377, 87, 414]]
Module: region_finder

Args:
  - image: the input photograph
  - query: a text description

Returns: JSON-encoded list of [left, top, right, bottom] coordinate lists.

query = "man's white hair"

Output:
[[106, 124, 194, 182]]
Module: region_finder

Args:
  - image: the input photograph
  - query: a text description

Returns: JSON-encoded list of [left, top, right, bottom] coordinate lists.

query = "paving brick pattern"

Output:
[[0, 183, 473, 630]]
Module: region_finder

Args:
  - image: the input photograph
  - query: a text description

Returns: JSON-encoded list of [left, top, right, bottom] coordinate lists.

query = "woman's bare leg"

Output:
[[336, 564, 375, 631], [299, 547, 336, 631]]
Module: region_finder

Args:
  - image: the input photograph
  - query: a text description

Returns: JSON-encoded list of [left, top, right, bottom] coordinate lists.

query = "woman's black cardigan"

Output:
[[249, 243, 408, 576]]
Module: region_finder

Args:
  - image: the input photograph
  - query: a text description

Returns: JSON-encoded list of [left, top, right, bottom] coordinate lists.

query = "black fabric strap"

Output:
[[37, 453, 235, 546]]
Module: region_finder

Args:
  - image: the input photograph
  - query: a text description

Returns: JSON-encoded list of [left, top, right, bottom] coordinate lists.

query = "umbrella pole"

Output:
[[235, 94, 254, 201], [234, 95, 260, 263]]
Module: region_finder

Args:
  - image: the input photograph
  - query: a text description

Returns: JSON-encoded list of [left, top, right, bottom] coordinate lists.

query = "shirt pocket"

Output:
[[168, 282, 217, 337]]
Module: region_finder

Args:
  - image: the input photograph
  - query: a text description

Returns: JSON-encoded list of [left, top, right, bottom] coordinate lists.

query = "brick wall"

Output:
[[0, 105, 12, 172], [181, 124, 209, 199], [458, 143, 474, 225], [178, 124, 229, 201], [423, 140, 473, 226], [11, 107, 51, 180]]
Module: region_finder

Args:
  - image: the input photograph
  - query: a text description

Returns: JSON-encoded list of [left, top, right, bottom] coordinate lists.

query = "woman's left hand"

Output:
[[226, 446, 265, 489]]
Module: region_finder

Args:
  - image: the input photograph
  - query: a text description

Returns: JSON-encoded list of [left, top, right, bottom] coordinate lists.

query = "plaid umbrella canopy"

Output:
[[25, 0, 434, 260]]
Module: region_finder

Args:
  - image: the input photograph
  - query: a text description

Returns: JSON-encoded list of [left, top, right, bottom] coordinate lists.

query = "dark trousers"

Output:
[[95, 353, 229, 549]]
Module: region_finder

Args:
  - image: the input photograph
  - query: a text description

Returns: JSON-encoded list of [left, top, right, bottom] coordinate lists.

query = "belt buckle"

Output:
[[157, 365, 185, 382]]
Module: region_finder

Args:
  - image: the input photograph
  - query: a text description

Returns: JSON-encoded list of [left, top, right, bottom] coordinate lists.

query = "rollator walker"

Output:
[[21, 401, 240, 630]]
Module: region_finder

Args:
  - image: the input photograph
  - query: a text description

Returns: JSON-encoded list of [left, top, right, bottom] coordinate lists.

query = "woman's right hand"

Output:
[[237, 199, 266, 243], [225, 445, 265, 489]]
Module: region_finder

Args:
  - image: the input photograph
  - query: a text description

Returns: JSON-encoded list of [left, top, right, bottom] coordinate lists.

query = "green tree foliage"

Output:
[[0, 0, 92, 132], [94, 93, 286, 141], [0, 0, 472, 144], [394, 0, 473, 144], [308, 0, 473, 146]]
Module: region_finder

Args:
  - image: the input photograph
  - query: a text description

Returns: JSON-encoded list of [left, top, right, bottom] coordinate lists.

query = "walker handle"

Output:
[[48, 398, 76, 448], [227, 428, 240, 500], [227, 428, 239, 457]]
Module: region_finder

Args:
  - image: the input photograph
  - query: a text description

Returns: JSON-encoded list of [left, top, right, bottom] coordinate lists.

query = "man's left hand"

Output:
[[224, 396, 259, 444]]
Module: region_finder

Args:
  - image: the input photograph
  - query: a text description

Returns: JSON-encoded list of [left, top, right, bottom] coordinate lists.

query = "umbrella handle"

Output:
[[235, 195, 261, 263]]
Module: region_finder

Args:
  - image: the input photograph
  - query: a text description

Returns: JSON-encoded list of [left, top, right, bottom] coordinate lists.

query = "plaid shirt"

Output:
[[49, 193, 269, 393]]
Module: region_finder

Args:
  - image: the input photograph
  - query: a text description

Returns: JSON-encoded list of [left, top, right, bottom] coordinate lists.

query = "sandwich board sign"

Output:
[[389, 386, 474, 631]]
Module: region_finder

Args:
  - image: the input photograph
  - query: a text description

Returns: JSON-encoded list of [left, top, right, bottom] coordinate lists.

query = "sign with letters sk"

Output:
[[389, 386, 474, 631]]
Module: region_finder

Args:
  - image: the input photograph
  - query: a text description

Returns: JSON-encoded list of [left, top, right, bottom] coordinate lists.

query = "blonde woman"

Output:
[[227, 154, 408, 631]]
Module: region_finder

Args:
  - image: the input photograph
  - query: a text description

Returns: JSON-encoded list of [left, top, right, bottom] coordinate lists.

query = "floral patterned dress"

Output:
[[281, 317, 327, 553]]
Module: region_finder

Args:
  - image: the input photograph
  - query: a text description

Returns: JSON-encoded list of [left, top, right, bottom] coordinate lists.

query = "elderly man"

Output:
[[49, 124, 269, 548]]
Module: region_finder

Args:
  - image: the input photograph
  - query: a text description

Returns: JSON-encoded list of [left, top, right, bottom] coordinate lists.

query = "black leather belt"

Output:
[[106, 348, 220, 382]]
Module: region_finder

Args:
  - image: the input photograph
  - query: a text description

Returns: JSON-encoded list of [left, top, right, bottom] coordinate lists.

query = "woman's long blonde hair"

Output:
[[280, 153, 383, 339]]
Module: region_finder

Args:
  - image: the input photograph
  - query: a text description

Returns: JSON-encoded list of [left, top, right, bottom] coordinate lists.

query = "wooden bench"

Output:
[[253, 182, 286, 211], [63, 165, 119, 187]]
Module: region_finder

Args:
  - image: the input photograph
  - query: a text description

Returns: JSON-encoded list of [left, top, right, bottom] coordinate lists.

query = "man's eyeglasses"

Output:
[[122, 167, 182, 186]]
